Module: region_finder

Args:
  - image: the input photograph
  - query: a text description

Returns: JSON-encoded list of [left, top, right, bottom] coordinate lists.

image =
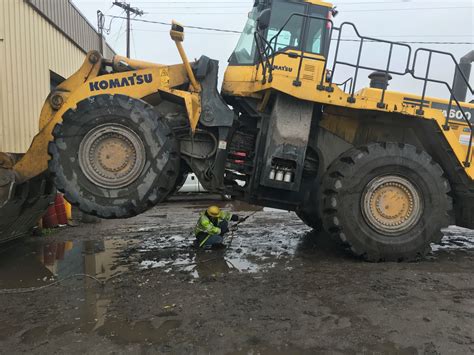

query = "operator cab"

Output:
[[228, 0, 334, 66]]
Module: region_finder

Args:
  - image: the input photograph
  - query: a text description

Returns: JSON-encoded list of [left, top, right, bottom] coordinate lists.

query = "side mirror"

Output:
[[257, 9, 271, 31]]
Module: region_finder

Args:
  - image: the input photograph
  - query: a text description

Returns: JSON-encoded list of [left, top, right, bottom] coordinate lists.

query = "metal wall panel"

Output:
[[0, 0, 87, 152], [26, 0, 115, 58]]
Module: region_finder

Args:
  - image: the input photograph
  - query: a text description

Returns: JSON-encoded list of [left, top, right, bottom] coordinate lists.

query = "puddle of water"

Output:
[[0, 238, 183, 346], [1, 221, 473, 291], [0, 209, 473, 347], [131, 217, 311, 279], [0, 239, 130, 290], [0, 209, 313, 346]]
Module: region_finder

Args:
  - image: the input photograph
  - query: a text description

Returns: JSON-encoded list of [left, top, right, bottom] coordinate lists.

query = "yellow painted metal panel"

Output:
[[304, 0, 333, 8], [0, 0, 87, 153]]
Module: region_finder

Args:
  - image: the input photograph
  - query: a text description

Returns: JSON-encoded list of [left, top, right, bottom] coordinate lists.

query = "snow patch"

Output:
[[139, 260, 164, 269], [431, 226, 474, 252]]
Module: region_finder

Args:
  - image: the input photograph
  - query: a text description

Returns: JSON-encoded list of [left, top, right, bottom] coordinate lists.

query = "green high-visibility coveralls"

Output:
[[194, 210, 234, 248]]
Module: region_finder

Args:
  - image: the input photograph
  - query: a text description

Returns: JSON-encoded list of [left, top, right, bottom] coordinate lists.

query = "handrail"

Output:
[[334, 77, 353, 93], [412, 48, 474, 166], [328, 21, 412, 107], [254, 31, 275, 84]]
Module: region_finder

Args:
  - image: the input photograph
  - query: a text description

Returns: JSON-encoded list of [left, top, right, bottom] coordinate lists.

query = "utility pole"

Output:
[[113, 1, 143, 58]]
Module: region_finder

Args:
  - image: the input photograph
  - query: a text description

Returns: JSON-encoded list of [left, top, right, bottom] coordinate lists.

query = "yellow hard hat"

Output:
[[207, 206, 221, 218]]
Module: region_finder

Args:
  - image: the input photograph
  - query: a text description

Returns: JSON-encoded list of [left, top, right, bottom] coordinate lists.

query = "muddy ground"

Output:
[[0, 196, 473, 354]]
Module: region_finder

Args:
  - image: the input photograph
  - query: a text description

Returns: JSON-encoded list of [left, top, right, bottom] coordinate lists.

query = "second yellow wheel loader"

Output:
[[1, 0, 473, 261]]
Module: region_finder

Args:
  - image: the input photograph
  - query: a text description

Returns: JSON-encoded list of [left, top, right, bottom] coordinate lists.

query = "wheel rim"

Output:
[[78, 123, 146, 189], [361, 175, 423, 236]]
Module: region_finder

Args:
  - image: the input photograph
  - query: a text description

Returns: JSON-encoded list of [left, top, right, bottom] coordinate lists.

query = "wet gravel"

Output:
[[0, 196, 473, 354]]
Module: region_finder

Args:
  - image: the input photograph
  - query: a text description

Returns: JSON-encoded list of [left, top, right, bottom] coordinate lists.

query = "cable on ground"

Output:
[[0, 273, 119, 295]]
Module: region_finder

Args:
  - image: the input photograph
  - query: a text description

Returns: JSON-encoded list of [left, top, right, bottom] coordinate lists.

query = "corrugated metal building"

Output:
[[0, 0, 115, 153]]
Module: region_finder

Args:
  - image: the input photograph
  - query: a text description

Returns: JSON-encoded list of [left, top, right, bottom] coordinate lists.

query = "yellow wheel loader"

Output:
[[1, 0, 473, 261]]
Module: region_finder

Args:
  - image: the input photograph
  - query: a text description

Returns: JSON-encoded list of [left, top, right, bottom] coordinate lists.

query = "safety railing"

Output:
[[327, 22, 412, 108], [254, 31, 275, 84], [254, 13, 473, 167], [334, 77, 353, 93], [412, 48, 474, 166]]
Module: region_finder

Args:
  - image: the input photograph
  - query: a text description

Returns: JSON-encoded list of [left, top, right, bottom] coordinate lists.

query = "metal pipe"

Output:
[[170, 21, 201, 92], [453, 50, 474, 102]]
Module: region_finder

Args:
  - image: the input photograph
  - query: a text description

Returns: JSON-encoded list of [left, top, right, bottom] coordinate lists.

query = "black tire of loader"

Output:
[[296, 209, 322, 230], [48, 94, 180, 219], [172, 163, 190, 194], [321, 142, 453, 262]]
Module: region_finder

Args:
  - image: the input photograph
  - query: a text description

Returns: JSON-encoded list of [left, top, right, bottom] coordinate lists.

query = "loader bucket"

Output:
[[0, 154, 56, 244]]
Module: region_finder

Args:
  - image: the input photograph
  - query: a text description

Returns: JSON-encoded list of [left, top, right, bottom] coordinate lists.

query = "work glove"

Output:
[[231, 214, 240, 222], [220, 225, 229, 235]]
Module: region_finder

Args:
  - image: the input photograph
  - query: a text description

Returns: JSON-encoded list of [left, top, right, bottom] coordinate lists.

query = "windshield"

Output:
[[229, 8, 259, 65]]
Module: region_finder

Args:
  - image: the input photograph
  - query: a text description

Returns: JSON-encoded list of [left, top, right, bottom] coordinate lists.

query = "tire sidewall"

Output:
[[50, 95, 180, 218], [323, 143, 451, 260]]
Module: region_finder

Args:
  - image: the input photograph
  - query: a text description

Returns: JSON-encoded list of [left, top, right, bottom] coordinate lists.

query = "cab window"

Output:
[[266, 1, 305, 53], [267, 29, 293, 51], [304, 6, 329, 55]]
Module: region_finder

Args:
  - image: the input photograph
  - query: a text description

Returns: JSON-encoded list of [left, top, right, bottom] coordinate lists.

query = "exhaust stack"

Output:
[[453, 50, 474, 102]]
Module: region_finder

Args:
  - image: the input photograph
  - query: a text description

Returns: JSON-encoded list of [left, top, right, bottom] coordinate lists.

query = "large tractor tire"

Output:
[[163, 167, 188, 201], [296, 208, 322, 230], [321, 143, 453, 262], [171, 163, 190, 194], [48, 94, 180, 219], [172, 172, 188, 194]]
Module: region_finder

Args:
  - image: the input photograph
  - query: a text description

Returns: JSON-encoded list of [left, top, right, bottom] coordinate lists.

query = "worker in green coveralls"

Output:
[[194, 206, 240, 248]]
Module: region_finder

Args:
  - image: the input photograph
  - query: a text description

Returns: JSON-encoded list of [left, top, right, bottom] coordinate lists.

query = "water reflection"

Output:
[[0, 240, 129, 290], [0, 238, 187, 343]]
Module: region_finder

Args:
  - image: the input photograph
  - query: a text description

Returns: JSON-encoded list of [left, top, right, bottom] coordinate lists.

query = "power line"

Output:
[[335, 0, 471, 4], [133, 29, 240, 35], [80, 0, 472, 3], [369, 34, 474, 38], [107, 15, 241, 33], [132, 29, 473, 44], [133, 5, 473, 15], [338, 39, 474, 45], [112, 18, 126, 47], [113, 1, 144, 58], [132, 1, 471, 9], [137, 5, 250, 9], [343, 5, 474, 12], [131, 23, 137, 57], [106, 16, 474, 45], [132, 27, 472, 39]]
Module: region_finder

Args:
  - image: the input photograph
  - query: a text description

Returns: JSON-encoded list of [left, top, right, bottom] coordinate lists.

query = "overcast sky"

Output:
[[72, 0, 473, 100]]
